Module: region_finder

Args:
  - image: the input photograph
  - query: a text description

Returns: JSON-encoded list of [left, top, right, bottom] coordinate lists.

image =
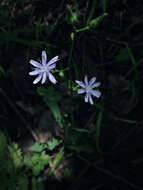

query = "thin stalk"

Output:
[[87, 0, 97, 24]]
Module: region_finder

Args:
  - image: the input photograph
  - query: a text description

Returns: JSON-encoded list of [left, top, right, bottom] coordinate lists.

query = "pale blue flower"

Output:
[[29, 51, 59, 84], [75, 76, 101, 105]]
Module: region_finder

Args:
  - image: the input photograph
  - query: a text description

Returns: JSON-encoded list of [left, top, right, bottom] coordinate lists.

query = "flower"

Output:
[[29, 51, 59, 84], [75, 75, 101, 105]]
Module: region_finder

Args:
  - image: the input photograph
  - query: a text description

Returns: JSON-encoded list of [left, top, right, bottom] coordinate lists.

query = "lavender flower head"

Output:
[[29, 51, 59, 84], [75, 76, 101, 105]]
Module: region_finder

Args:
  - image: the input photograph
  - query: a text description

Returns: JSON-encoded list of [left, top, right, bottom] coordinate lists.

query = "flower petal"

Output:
[[33, 74, 42, 84], [91, 82, 101, 88], [42, 51, 47, 66], [89, 95, 94, 105], [29, 69, 41, 75], [75, 80, 85, 88], [49, 64, 56, 70], [89, 77, 96, 86], [29, 60, 41, 68], [41, 72, 47, 84], [47, 56, 59, 66], [90, 90, 101, 98], [85, 93, 89, 102], [48, 72, 57, 84], [84, 75, 88, 85], [77, 89, 85, 94]]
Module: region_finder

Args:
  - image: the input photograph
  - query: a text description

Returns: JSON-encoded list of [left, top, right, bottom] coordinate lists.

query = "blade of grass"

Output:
[[48, 147, 64, 176], [95, 109, 103, 154], [35, 17, 43, 41], [102, 0, 106, 13], [113, 117, 137, 124], [125, 43, 138, 79], [87, 0, 97, 24], [75, 26, 90, 33]]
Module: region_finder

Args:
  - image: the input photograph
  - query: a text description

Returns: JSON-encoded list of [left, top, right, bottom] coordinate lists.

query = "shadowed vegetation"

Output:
[[0, 0, 143, 189]]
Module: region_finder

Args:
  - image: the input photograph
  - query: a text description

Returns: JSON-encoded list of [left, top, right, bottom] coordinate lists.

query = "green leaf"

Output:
[[29, 142, 44, 152], [24, 157, 33, 168], [70, 32, 75, 41], [37, 87, 63, 127], [31, 154, 39, 165], [48, 147, 64, 176], [41, 156, 51, 166], [88, 13, 108, 28], [0, 65, 5, 76], [66, 5, 78, 24], [0, 132, 7, 153], [73, 128, 89, 133], [37, 86, 61, 102], [33, 165, 43, 176], [40, 151, 51, 166], [46, 138, 62, 151], [48, 101, 63, 127], [8, 142, 23, 168]]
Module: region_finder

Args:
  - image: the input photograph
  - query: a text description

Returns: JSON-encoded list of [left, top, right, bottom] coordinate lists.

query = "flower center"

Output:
[[41, 65, 49, 73], [86, 85, 92, 93]]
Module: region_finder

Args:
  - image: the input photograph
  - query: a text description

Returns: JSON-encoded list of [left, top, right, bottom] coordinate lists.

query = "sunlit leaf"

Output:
[[29, 142, 44, 152], [46, 138, 62, 151]]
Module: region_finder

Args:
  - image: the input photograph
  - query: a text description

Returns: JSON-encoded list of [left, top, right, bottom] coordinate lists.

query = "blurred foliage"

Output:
[[0, 65, 5, 76], [24, 137, 62, 176], [0, 132, 29, 190], [24, 151, 50, 176], [0, 0, 143, 189]]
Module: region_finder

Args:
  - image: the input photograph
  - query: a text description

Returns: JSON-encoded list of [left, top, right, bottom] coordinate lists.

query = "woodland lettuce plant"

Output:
[[29, 51, 101, 105]]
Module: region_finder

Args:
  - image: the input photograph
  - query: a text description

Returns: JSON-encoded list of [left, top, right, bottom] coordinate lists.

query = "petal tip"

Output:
[[33, 81, 38, 84]]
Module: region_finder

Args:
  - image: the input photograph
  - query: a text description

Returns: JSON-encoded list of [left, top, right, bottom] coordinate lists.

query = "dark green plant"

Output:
[[24, 137, 62, 176], [24, 151, 51, 176], [29, 138, 62, 152], [0, 132, 29, 190]]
